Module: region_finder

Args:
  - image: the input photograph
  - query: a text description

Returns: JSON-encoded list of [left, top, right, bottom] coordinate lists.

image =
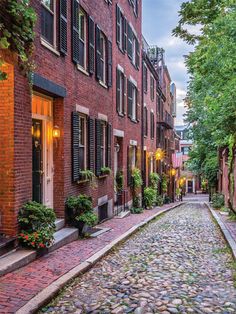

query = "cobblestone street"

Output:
[[43, 203, 236, 314]]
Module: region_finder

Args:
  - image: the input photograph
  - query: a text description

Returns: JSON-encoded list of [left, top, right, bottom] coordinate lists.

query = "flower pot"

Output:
[[74, 220, 87, 236], [36, 247, 48, 257]]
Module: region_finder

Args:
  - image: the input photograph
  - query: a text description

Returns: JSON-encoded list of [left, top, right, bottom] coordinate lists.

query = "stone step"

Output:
[[55, 218, 65, 231], [0, 236, 16, 257], [0, 249, 36, 276], [115, 210, 131, 219], [47, 227, 78, 253], [0, 227, 78, 277]]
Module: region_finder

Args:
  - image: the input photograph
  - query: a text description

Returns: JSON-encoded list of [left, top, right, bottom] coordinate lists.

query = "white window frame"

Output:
[[78, 114, 87, 171], [132, 35, 136, 65], [100, 33, 107, 84], [41, 0, 57, 48], [78, 8, 87, 70]]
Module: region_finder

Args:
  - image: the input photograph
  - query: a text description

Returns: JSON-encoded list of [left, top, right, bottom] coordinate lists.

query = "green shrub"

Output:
[[133, 195, 141, 208], [18, 201, 56, 249], [156, 195, 164, 206], [130, 207, 144, 214], [144, 187, 156, 208], [163, 195, 172, 204], [131, 168, 143, 190], [161, 174, 169, 193], [115, 170, 124, 192], [101, 167, 112, 175], [149, 172, 160, 189], [66, 194, 97, 228], [212, 193, 225, 209]]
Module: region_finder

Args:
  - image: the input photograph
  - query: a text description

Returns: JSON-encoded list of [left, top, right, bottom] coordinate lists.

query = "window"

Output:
[[41, 0, 55, 46], [79, 115, 87, 171], [181, 146, 190, 155], [78, 9, 87, 68], [144, 106, 148, 137], [128, 0, 138, 17], [116, 6, 127, 52], [143, 64, 148, 93], [116, 68, 126, 115], [127, 80, 138, 121], [127, 24, 140, 69], [150, 75, 155, 101], [100, 122, 107, 168], [150, 111, 155, 139], [100, 33, 106, 84], [131, 145, 136, 169]]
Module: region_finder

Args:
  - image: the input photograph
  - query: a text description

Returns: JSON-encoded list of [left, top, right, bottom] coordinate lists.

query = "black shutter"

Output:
[[72, 112, 80, 181], [88, 16, 95, 74], [127, 146, 132, 186], [95, 119, 102, 176], [106, 123, 112, 168], [123, 18, 127, 52], [144, 107, 148, 136], [95, 25, 101, 80], [127, 79, 132, 118], [136, 88, 139, 122], [150, 111, 152, 138], [127, 23, 133, 59], [134, 0, 138, 17], [135, 38, 140, 69], [88, 117, 95, 172], [59, 0, 67, 54], [116, 68, 120, 113], [107, 40, 112, 87], [143, 64, 147, 93], [116, 5, 121, 45], [72, 0, 80, 63]]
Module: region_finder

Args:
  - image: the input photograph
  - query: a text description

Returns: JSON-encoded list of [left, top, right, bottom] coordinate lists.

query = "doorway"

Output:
[[32, 93, 54, 208]]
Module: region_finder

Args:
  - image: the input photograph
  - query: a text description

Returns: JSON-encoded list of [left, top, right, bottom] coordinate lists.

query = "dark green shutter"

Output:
[[72, 112, 80, 181], [88, 16, 95, 74], [135, 38, 140, 69], [107, 40, 112, 87], [135, 88, 139, 121], [123, 74, 127, 115], [88, 117, 95, 172], [116, 4, 121, 45], [106, 123, 112, 168], [72, 0, 80, 63], [127, 23, 133, 59], [143, 64, 147, 93], [59, 0, 67, 54], [95, 119, 102, 176], [127, 80, 132, 118], [134, 0, 138, 17], [116, 68, 120, 113], [95, 25, 101, 80]]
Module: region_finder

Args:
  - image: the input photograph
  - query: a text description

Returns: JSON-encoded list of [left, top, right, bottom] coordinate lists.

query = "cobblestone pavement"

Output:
[[43, 203, 236, 314]]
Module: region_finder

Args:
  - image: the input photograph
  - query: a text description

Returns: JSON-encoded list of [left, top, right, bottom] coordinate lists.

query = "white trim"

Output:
[[129, 75, 137, 87], [98, 113, 108, 122], [144, 146, 147, 151], [144, 103, 147, 108], [151, 109, 154, 113], [98, 195, 108, 206], [113, 129, 124, 138], [130, 140, 137, 146], [40, 38, 60, 56], [117, 64, 124, 73], [129, 22, 137, 37], [76, 104, 89, 115], [99, 80, 108, 89], [77, 65, 89, 76]]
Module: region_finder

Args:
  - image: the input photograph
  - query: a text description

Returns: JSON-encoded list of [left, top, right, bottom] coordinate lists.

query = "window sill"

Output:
[[77, 65, 90, 76], [99, 81, 108, 89], [98, 174, 108, 179], [129, 118, 138, 124], [40, 38, 60, 56], [77, 179, 90, 184], [118, 112, 125, 117]]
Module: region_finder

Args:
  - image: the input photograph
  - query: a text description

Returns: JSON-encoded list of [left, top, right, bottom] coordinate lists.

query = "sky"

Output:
[[142, 0, 193, 125]]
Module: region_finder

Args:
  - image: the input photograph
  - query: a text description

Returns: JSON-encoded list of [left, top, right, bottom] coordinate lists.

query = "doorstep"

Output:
[[115, 210, 131, 219]]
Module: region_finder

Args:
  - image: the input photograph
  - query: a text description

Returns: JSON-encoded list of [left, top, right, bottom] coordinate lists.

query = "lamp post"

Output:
[[170, 168, 176, 202]]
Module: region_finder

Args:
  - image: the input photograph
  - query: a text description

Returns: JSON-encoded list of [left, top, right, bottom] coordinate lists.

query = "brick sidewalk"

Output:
[[0, 203, 180, 314], [214, 210, 236, 244]]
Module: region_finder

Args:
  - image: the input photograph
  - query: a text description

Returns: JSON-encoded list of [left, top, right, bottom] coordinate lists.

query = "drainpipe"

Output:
[[141, 55, 145, 208]]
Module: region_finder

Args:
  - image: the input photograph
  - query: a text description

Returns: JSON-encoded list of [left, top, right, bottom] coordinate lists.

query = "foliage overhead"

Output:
[[174, 0, 236, 194]]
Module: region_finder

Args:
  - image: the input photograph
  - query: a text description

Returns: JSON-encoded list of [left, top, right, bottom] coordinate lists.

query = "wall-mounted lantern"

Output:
[[52, 125, 61, 139]]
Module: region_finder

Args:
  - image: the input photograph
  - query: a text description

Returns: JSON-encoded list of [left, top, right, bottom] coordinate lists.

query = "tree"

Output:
[[174, 0, 236, 209]]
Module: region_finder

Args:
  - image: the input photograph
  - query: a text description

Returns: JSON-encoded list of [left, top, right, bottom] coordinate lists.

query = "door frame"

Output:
[[32, 93, 54, 209]]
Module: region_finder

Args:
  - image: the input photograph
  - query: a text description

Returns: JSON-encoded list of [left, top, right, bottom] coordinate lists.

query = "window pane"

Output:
[[41, 6, 54, 44], [79, 147, 85, 170], [79, 12, 85, 40], [42, 0, 53, 11], [79, 40, 85, 67]]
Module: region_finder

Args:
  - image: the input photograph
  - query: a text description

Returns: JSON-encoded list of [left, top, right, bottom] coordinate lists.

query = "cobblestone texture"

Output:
[[43, 203, 236, 314]]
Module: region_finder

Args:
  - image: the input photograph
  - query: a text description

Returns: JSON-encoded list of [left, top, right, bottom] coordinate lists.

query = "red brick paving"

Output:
[[215, 210, 236, 244], [0, 204, 179, 314]]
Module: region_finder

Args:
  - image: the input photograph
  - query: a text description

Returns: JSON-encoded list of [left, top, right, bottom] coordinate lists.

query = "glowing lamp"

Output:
[[155, 148, 165, 161], [52, 126, 61, 139], [171, 168, 177, 176]]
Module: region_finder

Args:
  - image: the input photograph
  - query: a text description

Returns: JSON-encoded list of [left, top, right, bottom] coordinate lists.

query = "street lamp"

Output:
[[155, 148, 165, 161]]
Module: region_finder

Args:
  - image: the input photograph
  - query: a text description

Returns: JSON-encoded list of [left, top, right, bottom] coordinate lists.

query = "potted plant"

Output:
[[101, 166, 112, 176], [149, 172, 160, 189], [115, 170, 124, 192], [18, 201, 56, 254], [131, 168, 143, 209], [66, 194, 97, 235], [79, 170, 97, 188], [144, 187, 156, 209], [212, 193, 225, 210]]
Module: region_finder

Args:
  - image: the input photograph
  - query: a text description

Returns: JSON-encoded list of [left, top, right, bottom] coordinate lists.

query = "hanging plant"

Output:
[[0, 0, 37, 80]]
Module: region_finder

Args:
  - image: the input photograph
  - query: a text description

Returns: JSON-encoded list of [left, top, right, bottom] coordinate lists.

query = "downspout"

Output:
[[141, 54, 145, 207]]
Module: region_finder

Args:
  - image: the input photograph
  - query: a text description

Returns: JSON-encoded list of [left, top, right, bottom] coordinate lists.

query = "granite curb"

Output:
[[16, 202, 183, 314], [206, 202, 236, 260]]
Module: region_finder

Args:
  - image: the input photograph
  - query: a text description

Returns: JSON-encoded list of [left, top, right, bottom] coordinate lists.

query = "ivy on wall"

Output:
[[0, 0, 36, 80]]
